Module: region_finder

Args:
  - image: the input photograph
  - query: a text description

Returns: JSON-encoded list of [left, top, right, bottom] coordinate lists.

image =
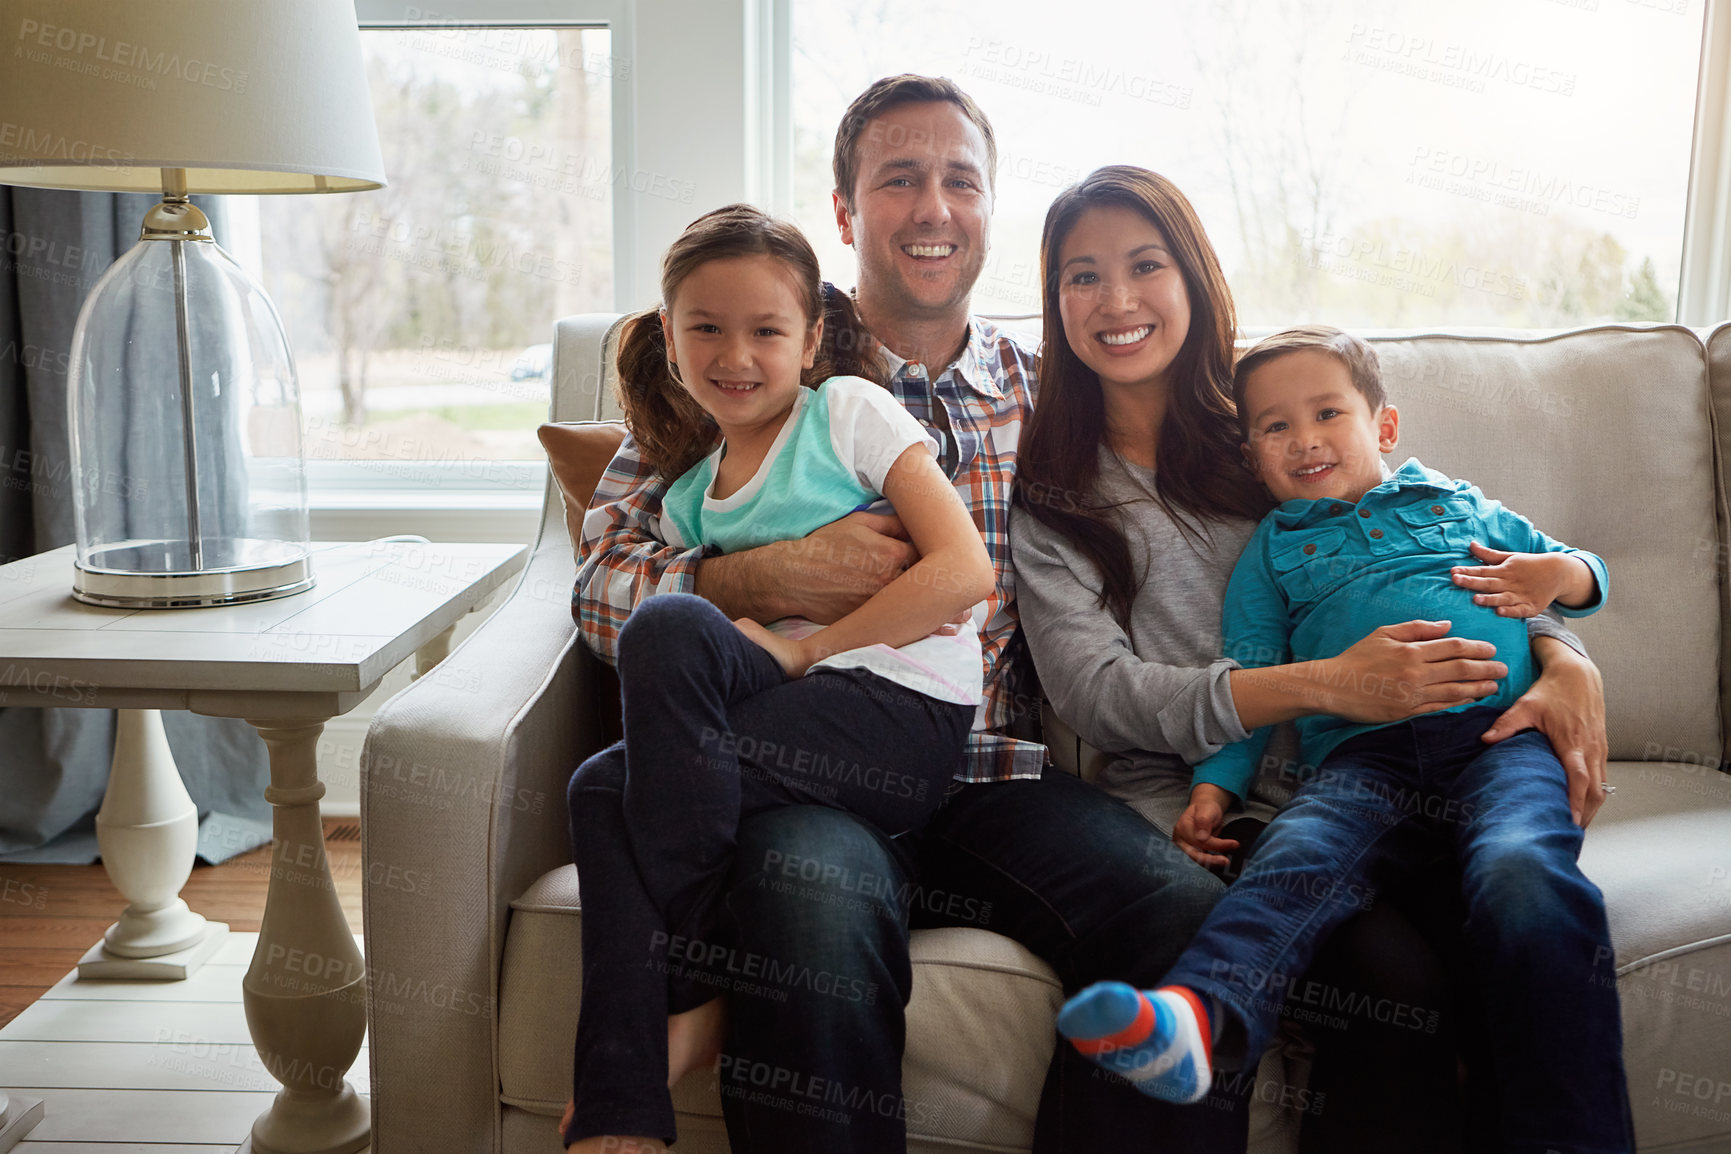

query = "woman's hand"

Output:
[[1173, 784, 1240, 870], [1316, 620, 1506, 724], [1482, 636, 1608, 827], [731, 618, 815, 678]]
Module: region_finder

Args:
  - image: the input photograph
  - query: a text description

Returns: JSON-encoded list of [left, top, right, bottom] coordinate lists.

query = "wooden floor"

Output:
[[0, 821, 366, 1151], [0, 820, 363, 1031]]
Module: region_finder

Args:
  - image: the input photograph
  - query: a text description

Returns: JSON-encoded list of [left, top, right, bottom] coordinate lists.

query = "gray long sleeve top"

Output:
[[1009, 448, 1585, 834]]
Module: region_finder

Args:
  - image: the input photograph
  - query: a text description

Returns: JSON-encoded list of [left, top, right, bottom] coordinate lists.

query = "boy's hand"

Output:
[[1450, 544, 1593, 617], [732, 618, 815, 678], [1173, 783, 1240, 869]]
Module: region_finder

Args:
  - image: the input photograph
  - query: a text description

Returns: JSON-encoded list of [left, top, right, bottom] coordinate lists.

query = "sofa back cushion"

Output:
[[1369, 326, 1719, 763], [549, 313, 1723, 765]]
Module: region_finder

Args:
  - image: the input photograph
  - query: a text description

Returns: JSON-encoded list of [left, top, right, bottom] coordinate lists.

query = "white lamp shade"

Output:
[[0, 0, 386, 193]]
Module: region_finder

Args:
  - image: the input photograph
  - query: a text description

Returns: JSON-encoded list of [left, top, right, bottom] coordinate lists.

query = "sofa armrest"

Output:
[[361, 522, 604, 1154]]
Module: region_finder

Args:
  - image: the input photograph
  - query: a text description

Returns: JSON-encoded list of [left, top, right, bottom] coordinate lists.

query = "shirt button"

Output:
[[1303, 543, 1317, 555], [908, 362, 925, 377], [1431, 504, 1445, 515], [1358, 508, 1371, 518], [1369, 528, 1384, 539]]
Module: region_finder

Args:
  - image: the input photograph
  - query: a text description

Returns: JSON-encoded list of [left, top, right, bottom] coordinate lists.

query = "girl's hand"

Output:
[[732, 618, 814, 678], [1318, 620, 1505, 723], [1450, 543, 1590, 617], [1173, 784, 1240, 869], [1481, 636, 1608, 827]]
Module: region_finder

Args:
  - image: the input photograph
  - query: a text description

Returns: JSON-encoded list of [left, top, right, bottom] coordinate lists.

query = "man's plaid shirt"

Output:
[[573, 315, 1048, 783]]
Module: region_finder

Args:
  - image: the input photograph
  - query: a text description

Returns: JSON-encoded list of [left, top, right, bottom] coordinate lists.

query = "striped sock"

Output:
[[1056, 982, 1214, 1104]]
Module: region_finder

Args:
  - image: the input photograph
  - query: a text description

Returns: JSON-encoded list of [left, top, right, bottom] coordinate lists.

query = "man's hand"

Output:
[[1482, 635, 1609, 827], [1173, 784, 1240, 869], [697, 510, 916, 624], [1451, 543, 1595, 617]]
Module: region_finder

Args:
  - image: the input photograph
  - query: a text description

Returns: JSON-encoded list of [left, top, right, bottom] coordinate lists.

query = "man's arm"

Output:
[[694, 511, 917, 625], [575, 435, 920, 661], [573, 435, 707, 663]]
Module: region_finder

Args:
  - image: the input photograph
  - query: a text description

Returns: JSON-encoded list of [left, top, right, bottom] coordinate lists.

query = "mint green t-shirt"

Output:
[[659, 375, 932, 552], [654, 375, 984, 707]]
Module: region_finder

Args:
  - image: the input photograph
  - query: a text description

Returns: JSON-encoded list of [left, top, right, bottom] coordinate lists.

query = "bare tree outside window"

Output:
[[246, 27, 614, 463]]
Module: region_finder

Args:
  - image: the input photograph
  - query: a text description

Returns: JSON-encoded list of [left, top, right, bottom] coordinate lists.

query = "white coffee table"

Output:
[[0, 539, 527, 1154]]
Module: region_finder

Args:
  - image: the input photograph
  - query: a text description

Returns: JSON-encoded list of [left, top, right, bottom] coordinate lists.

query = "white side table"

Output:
[[0, 539, 527, 1154]]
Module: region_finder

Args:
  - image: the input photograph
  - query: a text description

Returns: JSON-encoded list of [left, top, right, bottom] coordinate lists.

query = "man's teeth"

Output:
[[1293, 464, 1331, 476], [904, 244, 955, 258], [1099, 326, 1151, 346]]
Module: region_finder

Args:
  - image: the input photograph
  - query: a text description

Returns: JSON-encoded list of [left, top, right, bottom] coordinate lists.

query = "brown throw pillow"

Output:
[[537, 421, 628, 551]]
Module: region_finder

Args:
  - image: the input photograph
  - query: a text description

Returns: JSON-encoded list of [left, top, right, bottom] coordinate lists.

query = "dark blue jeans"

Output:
[[715, 767, 1250, 1154], [563, 593, 973, 1145], [1165, 706, 1632, 1154]]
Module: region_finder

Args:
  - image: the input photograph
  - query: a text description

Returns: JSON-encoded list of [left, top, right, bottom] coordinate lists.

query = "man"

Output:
[[574, 73, 1243, 1153]]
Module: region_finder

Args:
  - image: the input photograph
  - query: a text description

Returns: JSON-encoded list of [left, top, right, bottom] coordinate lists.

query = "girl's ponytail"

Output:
[[615, 307, 717, 479], [812, 281, 888, 388]]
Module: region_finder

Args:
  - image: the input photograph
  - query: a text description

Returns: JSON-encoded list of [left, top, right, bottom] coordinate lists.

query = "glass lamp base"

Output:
[[73, 539, 315, 609]]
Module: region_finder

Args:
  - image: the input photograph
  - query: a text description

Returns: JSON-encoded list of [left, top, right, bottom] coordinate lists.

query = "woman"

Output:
[[1009, 165, 1609, 1151]]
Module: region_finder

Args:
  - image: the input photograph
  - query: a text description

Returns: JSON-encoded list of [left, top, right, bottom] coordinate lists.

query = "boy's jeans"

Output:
[[1164, 705, 1633, 1154]]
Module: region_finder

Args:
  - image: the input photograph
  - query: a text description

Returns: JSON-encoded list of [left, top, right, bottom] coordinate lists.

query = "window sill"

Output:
[[309, 490, 544, 545]]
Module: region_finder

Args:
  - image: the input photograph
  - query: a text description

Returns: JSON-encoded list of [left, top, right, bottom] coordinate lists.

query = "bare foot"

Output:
[[666, 996, 727, 1086], [562, 1099, 671, 1153]]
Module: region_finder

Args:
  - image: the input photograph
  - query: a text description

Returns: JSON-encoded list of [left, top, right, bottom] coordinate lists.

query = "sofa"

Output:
[[361, 315, 1731, 1153]]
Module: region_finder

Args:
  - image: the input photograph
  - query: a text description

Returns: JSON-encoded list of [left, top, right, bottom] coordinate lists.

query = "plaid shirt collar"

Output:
[[874, 316, 1008, 401]]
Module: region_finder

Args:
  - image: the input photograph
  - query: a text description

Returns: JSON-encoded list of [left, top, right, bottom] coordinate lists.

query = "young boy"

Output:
[[1057, 326, 1632, 1151]]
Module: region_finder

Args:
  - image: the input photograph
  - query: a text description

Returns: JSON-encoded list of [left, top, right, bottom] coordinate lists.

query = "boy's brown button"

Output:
[[1303, 543, 1317, 555], [1431, 504, 1445, 514], [1369, 528, 1384, 539], [1358, 508, 1371, 518]]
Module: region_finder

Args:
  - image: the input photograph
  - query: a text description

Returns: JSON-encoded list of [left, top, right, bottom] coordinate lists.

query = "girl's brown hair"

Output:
[[1016, 166, 1273, 628], [616, 203, 884, 478]]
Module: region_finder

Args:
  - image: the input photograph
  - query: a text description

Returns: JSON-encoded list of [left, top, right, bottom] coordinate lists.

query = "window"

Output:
[[789, 0, 1704, 328], [229, 22, 614, 490]]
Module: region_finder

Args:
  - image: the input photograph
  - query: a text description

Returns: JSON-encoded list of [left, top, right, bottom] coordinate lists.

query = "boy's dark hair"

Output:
[[1232, 325, 1385, 436], [832, 74, 998, 211], [616, 204, 885, 479]]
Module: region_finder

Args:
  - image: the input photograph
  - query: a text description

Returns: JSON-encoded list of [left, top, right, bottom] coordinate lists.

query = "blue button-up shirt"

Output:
[[1195, 458, 1609, 799]]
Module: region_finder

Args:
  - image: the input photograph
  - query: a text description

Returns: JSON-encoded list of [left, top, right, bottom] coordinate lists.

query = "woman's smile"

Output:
[[1097, 324, 1153, 350]]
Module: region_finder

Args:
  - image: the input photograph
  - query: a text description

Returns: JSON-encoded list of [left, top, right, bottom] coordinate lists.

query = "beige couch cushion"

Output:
[[500, 870, 1065, 1149], [1370, 327, 1720, 762], [1583, 761, 1731, 1151]]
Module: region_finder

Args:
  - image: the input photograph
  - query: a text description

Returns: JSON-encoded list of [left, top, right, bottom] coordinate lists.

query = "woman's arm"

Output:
[[737, 444, 994, 677], [1479, 634, 1609, 827], [1229, 622, 1508, 729], [1009, 509, 1511, 763]]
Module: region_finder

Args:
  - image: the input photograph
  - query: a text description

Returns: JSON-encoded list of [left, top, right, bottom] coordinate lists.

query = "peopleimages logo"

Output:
[[15, 18, 249, 93]]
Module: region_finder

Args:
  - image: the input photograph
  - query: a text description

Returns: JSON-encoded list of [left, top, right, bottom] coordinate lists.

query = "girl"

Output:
[[561, 204, 994, 1153]]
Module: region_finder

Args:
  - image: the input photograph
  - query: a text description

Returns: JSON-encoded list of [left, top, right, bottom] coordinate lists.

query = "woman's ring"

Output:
[[1601, 783, 1617, 796]]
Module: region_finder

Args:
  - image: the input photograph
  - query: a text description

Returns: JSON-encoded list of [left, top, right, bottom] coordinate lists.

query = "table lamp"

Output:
[[0, 0, 386, 607]]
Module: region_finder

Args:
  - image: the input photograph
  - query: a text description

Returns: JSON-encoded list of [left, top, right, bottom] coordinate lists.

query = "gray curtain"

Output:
[[0, 186, 273, 864]]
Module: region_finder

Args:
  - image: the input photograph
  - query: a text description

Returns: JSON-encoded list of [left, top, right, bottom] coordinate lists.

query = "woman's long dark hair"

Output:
[[1016, 166, 1273, 628], [616, 203, 884, 478]]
